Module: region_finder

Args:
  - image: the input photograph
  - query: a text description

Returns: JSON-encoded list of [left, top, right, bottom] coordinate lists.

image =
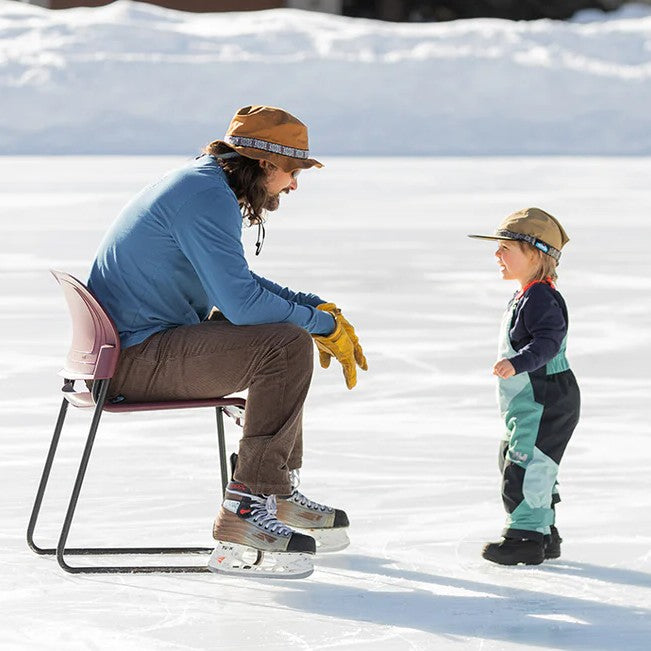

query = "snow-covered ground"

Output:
[[1, 0, 651, 155], [2, 155, 651, 650]]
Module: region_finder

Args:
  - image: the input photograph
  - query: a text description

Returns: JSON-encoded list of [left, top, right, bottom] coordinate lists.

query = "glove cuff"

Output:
[[317, 302, 341, 316]]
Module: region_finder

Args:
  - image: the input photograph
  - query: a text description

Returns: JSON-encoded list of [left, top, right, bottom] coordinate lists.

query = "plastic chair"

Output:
[[27, 270, 246, 574]]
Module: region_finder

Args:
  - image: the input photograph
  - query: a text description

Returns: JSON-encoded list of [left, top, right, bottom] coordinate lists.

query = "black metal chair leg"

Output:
[[216, 407, 228, 497], [27, 397, 69, 555], [53, 380, 212, 574], [56, 378, 110, 571]]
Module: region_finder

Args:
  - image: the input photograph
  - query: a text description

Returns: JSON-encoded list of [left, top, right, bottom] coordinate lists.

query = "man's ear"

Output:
[[259, 159, 278, 173]]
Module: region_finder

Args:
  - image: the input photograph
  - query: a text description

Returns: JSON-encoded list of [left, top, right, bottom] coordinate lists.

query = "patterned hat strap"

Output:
[[225, 134, 310, 160], [496, 229, 562, 261]]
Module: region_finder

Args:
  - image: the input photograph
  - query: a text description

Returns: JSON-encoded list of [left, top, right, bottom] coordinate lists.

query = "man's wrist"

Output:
[[311, 311, 336, 337]]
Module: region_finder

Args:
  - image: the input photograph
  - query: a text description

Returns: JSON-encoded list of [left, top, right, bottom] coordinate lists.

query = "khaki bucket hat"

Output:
[[210, 105, 323, 174], [468, 207, 570, 261]]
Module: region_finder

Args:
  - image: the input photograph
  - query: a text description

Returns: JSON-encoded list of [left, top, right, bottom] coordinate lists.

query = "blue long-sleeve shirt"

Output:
[[507, 282, 569, 374], [88, 156, 335, 349]]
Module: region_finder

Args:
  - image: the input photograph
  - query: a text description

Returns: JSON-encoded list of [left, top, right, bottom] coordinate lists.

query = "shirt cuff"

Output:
[[313, 312, 336, 336]]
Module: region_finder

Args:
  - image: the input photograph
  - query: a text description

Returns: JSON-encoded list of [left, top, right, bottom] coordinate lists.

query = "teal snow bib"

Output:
[[496, 295, 569, 534]]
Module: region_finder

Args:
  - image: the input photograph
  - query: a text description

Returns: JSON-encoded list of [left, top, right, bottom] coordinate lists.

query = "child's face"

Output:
[[494, 241, 537, 285]]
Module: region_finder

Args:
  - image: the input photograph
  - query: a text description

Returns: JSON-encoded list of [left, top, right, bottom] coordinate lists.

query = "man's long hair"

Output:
[[202, 141, 268, 225]]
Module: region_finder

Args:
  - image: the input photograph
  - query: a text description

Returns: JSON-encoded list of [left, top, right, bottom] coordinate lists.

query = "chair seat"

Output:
[[63, 390, 246, 413]]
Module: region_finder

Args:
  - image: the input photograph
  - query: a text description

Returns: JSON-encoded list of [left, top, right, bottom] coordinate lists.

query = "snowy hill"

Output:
[[1, 0, 650, 155]]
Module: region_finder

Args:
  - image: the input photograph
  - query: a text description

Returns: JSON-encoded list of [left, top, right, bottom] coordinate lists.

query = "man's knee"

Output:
[[283, 323, 313, 355], [247, 324, 313, 395]]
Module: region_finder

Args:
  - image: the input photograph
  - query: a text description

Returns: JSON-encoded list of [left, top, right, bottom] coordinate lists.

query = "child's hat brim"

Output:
[[467, 233, 519, 241], [467, 208, 569, 262]]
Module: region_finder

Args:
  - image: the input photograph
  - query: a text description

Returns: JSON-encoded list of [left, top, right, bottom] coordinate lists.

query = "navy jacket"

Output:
[[507, 282, 569, 374]]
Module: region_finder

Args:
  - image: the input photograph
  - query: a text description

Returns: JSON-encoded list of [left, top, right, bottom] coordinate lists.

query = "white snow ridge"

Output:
[[1, 0, 651, 154]]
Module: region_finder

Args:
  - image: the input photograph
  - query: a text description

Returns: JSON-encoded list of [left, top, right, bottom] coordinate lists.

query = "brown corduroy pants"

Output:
[[107, 315, 314, 495]]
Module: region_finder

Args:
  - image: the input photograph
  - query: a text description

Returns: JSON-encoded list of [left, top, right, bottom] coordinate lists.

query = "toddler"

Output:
[[469, 207, 581, 565]]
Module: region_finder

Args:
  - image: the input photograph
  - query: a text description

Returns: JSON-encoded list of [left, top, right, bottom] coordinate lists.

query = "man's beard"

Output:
[[264, 193, 280, 211]]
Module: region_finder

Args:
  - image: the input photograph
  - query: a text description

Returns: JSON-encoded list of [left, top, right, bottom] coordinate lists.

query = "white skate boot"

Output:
[[209, 481, 316, 579]]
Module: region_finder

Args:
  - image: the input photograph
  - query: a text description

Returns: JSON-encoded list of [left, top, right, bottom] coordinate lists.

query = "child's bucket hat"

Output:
[[468, 207, 569, 261], [210, 105, 323, 174]]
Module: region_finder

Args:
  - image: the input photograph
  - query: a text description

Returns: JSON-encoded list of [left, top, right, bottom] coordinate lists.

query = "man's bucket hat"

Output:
[[468, 207, 570, 261], [210, 105, 323, 174]]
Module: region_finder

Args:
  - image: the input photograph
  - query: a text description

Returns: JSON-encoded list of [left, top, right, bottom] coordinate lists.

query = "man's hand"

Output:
[[493, 358, 516, 379], [317, 303, 368, 371], [313, 315, 358, 389]]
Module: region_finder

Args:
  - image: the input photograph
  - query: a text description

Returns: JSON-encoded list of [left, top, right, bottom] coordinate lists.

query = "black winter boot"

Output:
[[482, 536, 544, 566], [543, 525, 562, 559]]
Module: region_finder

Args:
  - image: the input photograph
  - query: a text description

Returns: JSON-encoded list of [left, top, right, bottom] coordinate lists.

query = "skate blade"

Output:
[[207, 542, 314, 579], [301, 527, 350, 553]]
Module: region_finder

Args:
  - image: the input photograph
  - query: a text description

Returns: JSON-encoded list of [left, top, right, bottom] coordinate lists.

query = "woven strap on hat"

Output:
[[225, 135, 309, 159], [496, 229, 562, 261]]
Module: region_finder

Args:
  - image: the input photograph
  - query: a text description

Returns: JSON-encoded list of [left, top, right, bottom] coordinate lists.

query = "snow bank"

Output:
[[1, 0, 650, 155]]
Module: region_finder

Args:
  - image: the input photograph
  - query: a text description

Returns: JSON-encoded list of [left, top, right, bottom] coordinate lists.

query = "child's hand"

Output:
[[493, 358, 516, 379]]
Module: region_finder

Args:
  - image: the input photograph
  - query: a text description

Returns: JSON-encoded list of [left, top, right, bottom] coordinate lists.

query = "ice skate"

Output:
[[544, 525, 562, 560], [208, 481, 316, 579], [481, 536, 544, 566], [276, 470, 350, 553]]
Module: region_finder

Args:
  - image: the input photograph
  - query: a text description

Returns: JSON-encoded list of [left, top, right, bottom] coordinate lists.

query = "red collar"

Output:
[[516, 277, 555, 300]]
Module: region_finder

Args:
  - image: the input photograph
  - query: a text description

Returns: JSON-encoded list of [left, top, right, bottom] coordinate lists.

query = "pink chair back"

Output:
[[51, 270, 121, 381]]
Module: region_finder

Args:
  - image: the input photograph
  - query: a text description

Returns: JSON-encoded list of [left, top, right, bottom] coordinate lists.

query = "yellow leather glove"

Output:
[[313, 314, 358, 390], [317, 303, 368, 371]]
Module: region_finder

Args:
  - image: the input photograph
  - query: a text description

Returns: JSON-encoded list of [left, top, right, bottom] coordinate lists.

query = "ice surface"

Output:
[[1, 0, 651, 155], [1, 155, 650, 650]]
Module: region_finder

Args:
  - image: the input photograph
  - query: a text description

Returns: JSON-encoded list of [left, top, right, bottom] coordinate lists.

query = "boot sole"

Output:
[[483, 554, 544, 566], [481, 546, 544, 566]]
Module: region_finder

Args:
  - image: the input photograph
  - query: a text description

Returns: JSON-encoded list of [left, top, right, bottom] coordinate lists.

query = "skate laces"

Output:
[[288, 470, 332, 513], [228, 489, 292, 536]]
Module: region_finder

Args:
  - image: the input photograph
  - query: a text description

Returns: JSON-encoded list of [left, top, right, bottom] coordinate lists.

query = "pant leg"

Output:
[[108, 319, 314, 495], [232, 325, 313, 494], [501, 369, 580, 540]]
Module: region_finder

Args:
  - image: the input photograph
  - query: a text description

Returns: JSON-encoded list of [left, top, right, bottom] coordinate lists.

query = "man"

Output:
[[88, 105, 367, 579]]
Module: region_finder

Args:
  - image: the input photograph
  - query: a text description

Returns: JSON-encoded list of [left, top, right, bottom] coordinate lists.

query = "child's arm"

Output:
[[508, 285, 567, 374]]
